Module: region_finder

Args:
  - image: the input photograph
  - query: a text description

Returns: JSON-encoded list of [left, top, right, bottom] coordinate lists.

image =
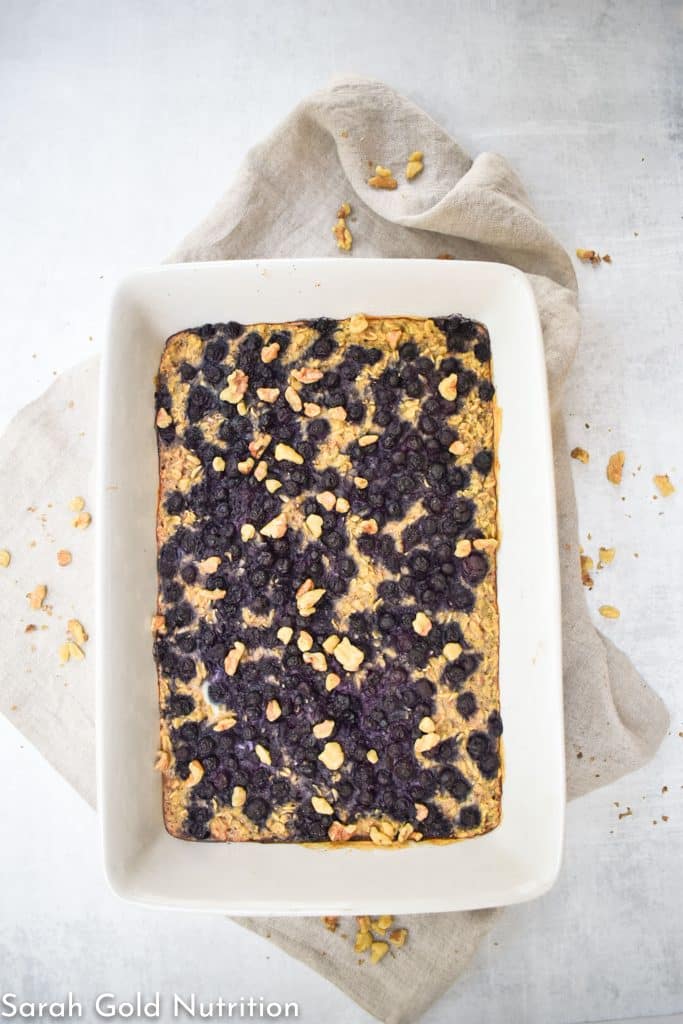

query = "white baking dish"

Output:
[[97, 258, 564, 915]]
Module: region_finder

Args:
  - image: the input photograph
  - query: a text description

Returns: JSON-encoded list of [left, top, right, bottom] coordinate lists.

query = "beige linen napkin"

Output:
[[0, 77, 668, 1024]]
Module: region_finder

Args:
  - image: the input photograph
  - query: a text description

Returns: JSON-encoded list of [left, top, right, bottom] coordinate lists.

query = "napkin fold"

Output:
[[0, 77, 668, 1024]]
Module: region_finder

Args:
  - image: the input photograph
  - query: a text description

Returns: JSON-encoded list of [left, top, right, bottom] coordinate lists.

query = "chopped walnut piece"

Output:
[[304, 513, 324, 539], [368, 166, 398, 190], [154, 750, 171, 772], [327, 405, 347, 422], [571, 447, 590, 464], [369, 826, 393, 846], [359, 434, 379, 447], [406, 150, 424, 180], [199, 555, 221, 574], [312, 795, 334, 815], [28, 584, 47, 610], [313, 719, 335, 739], [576, 248, 602, 264], [370, 937, 393, 962], [296, 578, 314, 599], [266, 699, 282, 722], [607, 451, 625, 484], [397, 823, 413, 842], [389, 927, 408, 947], [237, 457, 254, 475], [414, 802, 429, 821], [224, 641, 246, 676], [248, 433, 272, 459], [443, 642, 463, 660], [654, 473, 675, 497], [261, 342, 280, 363], [67, 619, 88, 646], [277, 625, 293, 645], [328, 820, 356, 842], [188, 759, 204, 784], [297, 630, 314, 653], [292, 367, 324, 384], [303, 651, 327, 672], [284, 386, 303, 412], [319, 741, 344, 770], [231, 785, 247, 808], [254, 460, 268, 481], [325, 672, 341, 691], [598, 546, 616, 567], [438, 373, 459, 401], [334, 637, 365, 672], [354, 476, 368, 489], [214, 715, 237, 732], [414, 732, 440, 755], [366, 748, 379, 764], [69, 496, 86, 512], [374, 914, 394, 933], [599, 605, 621, 619], [256, 386, 280, 403], [454, 539, 472, 558], [304, 402, 321, 417], [355, 930, 373, 953], [219, 368, 249, 403], [332, 203, 353, 252], [322, 634, 340, 653], [580, 554, 594, 589], [335, 496, 350, 514], [265, 479, 281, 494], [58, 642, 71, 665], [260, 513, 288, 539], [240, 523, 256, 541], [449, 440, 466, 456], [0, 549, 10, 568], [156, 407, 172, 429], [418, 716, 436, 733], [323, 916, 339, 932], [73, 511, 92, 529], [274, 442, 303, 464], [254, 744, 271, 766], [473, 538, 497, 553], [297, 587, 326, 615], [317, 493, 337, 515], [212, 455, 226, 474], [412, 611, 432, 636]]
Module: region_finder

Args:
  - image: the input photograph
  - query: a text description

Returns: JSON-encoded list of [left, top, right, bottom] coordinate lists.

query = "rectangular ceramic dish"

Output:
[[97, 258, 564, 915]]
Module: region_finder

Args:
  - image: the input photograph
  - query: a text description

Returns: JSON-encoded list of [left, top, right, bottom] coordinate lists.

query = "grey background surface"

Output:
[[0, 2, 681, 1022]]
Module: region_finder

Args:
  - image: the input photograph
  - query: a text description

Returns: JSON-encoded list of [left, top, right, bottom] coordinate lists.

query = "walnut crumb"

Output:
[[67, 619, 88, 646], [57, 549, 72, 566], [0, 549, 11, 568], [318, 741, 344, 770], [599, 605, 621, 619], [405, 150, 424, 180], [73, 511, 92, 529], [28, 584, 47, 610], [332, 202, 353, 252], [571, 447, 590, 463], [412, 611, 432, 636], [598, 546, 616, 567], [653, 473, 675, 497], [607, 451, 625, 484], [69, 496, 85, 512], [370, 941, 390, 964], [580, 554, 594, 589], [576, 248, 602, 264], [323, 916, 339, 932], [368, 166, 398, 190]]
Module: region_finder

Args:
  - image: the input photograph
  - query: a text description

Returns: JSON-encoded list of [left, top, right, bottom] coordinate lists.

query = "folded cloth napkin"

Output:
[[0, 77, 668, 1024]]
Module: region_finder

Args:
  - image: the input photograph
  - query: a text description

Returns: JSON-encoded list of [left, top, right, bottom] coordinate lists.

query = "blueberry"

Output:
[[186, 818, 210, 839], [456, 692, 477, 719], [177, 656, 196, 682], [375, 409, 392, 427], [308, 419, 330, 442], [165, 492, 184, 515], [179, 361, 198, 382], [466, 731, 490, 761], [164, 580, 183, 603], [478, 381, 495, 402], [346, 400, 365, 423], [187, 385, 216, 423], [313, 336, 335, 358], [203, 362, 224, 386], [487, 710, 503, 738], [473, 450, 493, 474], [324, 531, 344, 552], [168, 695, 194, 717], [460, 552, 487, 587], [428, 463, 445, 483], [419, 414, 437, 435], [478, 751, 500, 778], [459, 805, 482, 829], [399, 341, 418, 361], [321, 468, 339, 490], [180, 564, 198, 585], [205, 338, 228, 362], [474, 339, 491, 362]]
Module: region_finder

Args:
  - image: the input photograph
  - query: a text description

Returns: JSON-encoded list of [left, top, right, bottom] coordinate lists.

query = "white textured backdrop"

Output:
[[0, 2, 681, 1022]]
